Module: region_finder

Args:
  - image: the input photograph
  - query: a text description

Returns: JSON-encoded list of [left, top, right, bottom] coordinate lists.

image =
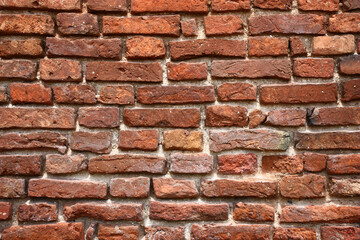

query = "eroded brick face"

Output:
[[0, 1, 358, 239]]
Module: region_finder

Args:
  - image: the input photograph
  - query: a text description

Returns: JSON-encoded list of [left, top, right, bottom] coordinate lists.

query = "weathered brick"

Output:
[[98, 85, 134, 105], [89, 154, 166, 174], [0, 202, 11, 220], [210, 129, 290, 152], [18, 203, 57, 222], [45, 154, 87, 175], [150, 201, 228, 221], [309, 107, 360, 126], [342, 79, 360, 102], [124, 108, 200, 128], [294, 58, 334, 78], [181, 19, 198, 37], [40, 59, 82, 82], [46, 38, 121, 59], [0, 155, 42, 176], [206, 105, 248, 127], [201, 179, 278, 198], [212, 59, 291, 80], [0, 60, 37, 80], [153, 178, 198, 199], [0, 108, 75, 129], [87, 0, 127, 12], [0, 178, 25, 198], [262, 155, 304, 174], [167, 62, 207, 81], [63, 203, 142, 221], [57, 13, 99, 36], [211, 0, 251, 11], [131, 0, 208, 13], [281, 205, 360, 223], [28, 179, 107, 199], [313, 35, 355, 55], [303, 153, 327, 172], [169, 153, 213, 174], [2, 223, 84, 240], [327, 154, 360, 174], [78, 107, 120, 128], [295, 132, 360, 150], [290, 37, 307, 56], [217, 82, 257, 102], [253, 0, 292, 9], [249, 14, 326, 35], [280, 174, 326, 198], [273, 228, 317, 240], [343, 0, 360, 11], [170, 39, 246, 60], [53, 85, 96, 104], [248, 37, 288, 57], [329, 13, 360, 33], [10, 83, 52, 105], [340, 55, 360, 75], [330, 178, 360, 197], [163, 129, 203, 151], [98, 225, 139, 240], [0, 14, 54, 35], [118, 130, 159, 151], [260, 83, 338, 104], [103, 15, 180, 36], [218, 153, 257, 175], [0, 39, 43, 57], [233, 202, 274, 222], [0, 86, 7, 103], [191, 225, 271, 239], [266, 109, 306, 127], [145, 226, 185, 240], [0, 0, 81, 10], [204, 15, 243, 36], [321, 226, 360, 240], [298, 0, 339, 11], [127, 37, 165, 59], [249, 109, 266, 128], [110, 177, 150, 198], [86, 62, 162, 82], [70, 131, 111, 154]]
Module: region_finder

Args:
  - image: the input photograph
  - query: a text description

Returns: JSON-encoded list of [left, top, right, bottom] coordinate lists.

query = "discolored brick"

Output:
[[78, 107, 120, 128], [217, 82, 257, 102], [0, 60, 37, 80], [98, 225, 139, 240], [0, 39, 43, 57], [248, 37, 288, 57], [40, 59, 82, 82], [118, 130, 159, 151], [169, 153, 213, 174], [0, 155, 42, 176], [10, 83, 52, 105], [0, 14, 54, 35], [253, 0, 292, 9], [70, 132, 111, 154], [45, 154, 87, 175], [163, 130, 203, 151], [313, 35, 355, 55], [0, 178, 25, 198], [327, 154, 360, 174], [153, 178, 198, 199], [298, 0, 339, 11], [293, 58, 334, 78], [295, 132, 360, 150], [131, 0, 208, 13], [328, 13, 360, 33], [98, 85, 134, 105], [181, 19, 198, 37], [167, 62, 207, 81], [204, 15, 243, 36], [53, 85, 96, 104], [233, 202, 274, 222], [110, 177, 150, 198], [273, 228, 317, 240], [280, 174, 326, 198], [206, 105, 248, 127], [266, 109, 306, 127], [126, 36, 165, 59], [57, 13, 99, 36], [262, 155, 304, 174], [211, 0, 251, 11], [18, 203, 57, 222], [217, 153, 257, 175]]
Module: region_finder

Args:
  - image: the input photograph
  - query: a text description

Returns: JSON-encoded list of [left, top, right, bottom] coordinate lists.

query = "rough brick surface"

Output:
[[10, 83, 52, 105], [0, 39, 43, 57], [233, 202, 274, 222], [110, 177, 150, 198], [18, 203, 57, 222], [204, 15, 243, 36], [0, 155, 42, 176], [0, 14, 54, 35]]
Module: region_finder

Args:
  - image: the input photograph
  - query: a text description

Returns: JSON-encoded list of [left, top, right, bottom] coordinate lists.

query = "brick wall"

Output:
[[0, 0, 360, 239]]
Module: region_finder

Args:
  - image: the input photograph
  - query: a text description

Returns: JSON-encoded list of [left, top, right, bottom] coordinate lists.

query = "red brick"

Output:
[[343, 0, 360, 11], [253, 0, 292, 9], [70, 131, 111, 154], [29, 179, 107, 199], [87, 0, 127, 12], [110, 177, 150, 198], [57, 13, 99, 36], [217, 82, 257, 102], [249, 109, 266, 128], [260, 83, 338, 104], [150, 201, 228, 221], [63, 203, 142, 221], [124, 108, 200, 128], [327, 154, 360, 174], [248, 37, 288, 56], [98, 85, 134, 105], [211, 0, 251, 11], [330, 178, 360, 197], [309, 107, 360, 126], [127, 36, 165, 59], [201, 179, 277, 198], [342, 79, 360, 102], [53, 84, 96, 104], [0, 0, 81, 10], [0, 14, 54, 35], [153, 178, 198, 199], [118, 130, 159, 151], [0, 107, 75, 129], [86, 62, 162, 82], [266, 109, 306, 127], [40, 59, 82, 82], [262, 155, 304, 174], [280, 174, 326, 198], [45, 154, 87, 175], [295, 132, 360, 150], [170, 39, 246, 60], [303, 153, 327, 172], [191, 224, 271, 239], [10, 83, 52, 105], [321, 226, 360, 240], [0, 202, 11, 220], [0, 87, 7, 103], [181, 19, 198, 37], [131, 0, 208, 13], [169, 153, 213, 174], [167, 62, 207, 81], [46, 38, 121, 59], [298, 0, 339, 11], [249, 14, 326, 35], [294, 58, 334, 78], [233, 202, 274, 222], [273, 228, 317, 240], [0, 39, 43, 57], [18, 203, 57, 222], [212, 59, 291, 80], [0, 178, 25, 198], [0, 155, 42, 176], [210, 129, 290, 152], [78, 107, 120, 128], [137, 86, 215, 104], [145, 226, 185, 240], [204, 15, 243, 36], [329, 13, 360, 33], [313, 35, 355, 55], [206, 105, 248, 127], [290, 37, 307, 56], [103, 15, 180, 36], [98, 225, 139, 240], [340, 55, 360, 75], [218, 153, 257, 175], [163, 130, 203, 151], [2, 223, 84, 240], [0, 60, 37, 80], [89, 154, 166, 174], [281, 205, 360, 223]]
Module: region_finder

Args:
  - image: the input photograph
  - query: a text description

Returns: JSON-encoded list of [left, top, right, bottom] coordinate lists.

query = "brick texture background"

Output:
[[0, 0, 360, 239]]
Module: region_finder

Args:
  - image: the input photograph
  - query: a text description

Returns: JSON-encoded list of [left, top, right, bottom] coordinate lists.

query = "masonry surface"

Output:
[[0, 0, 360, 239]]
